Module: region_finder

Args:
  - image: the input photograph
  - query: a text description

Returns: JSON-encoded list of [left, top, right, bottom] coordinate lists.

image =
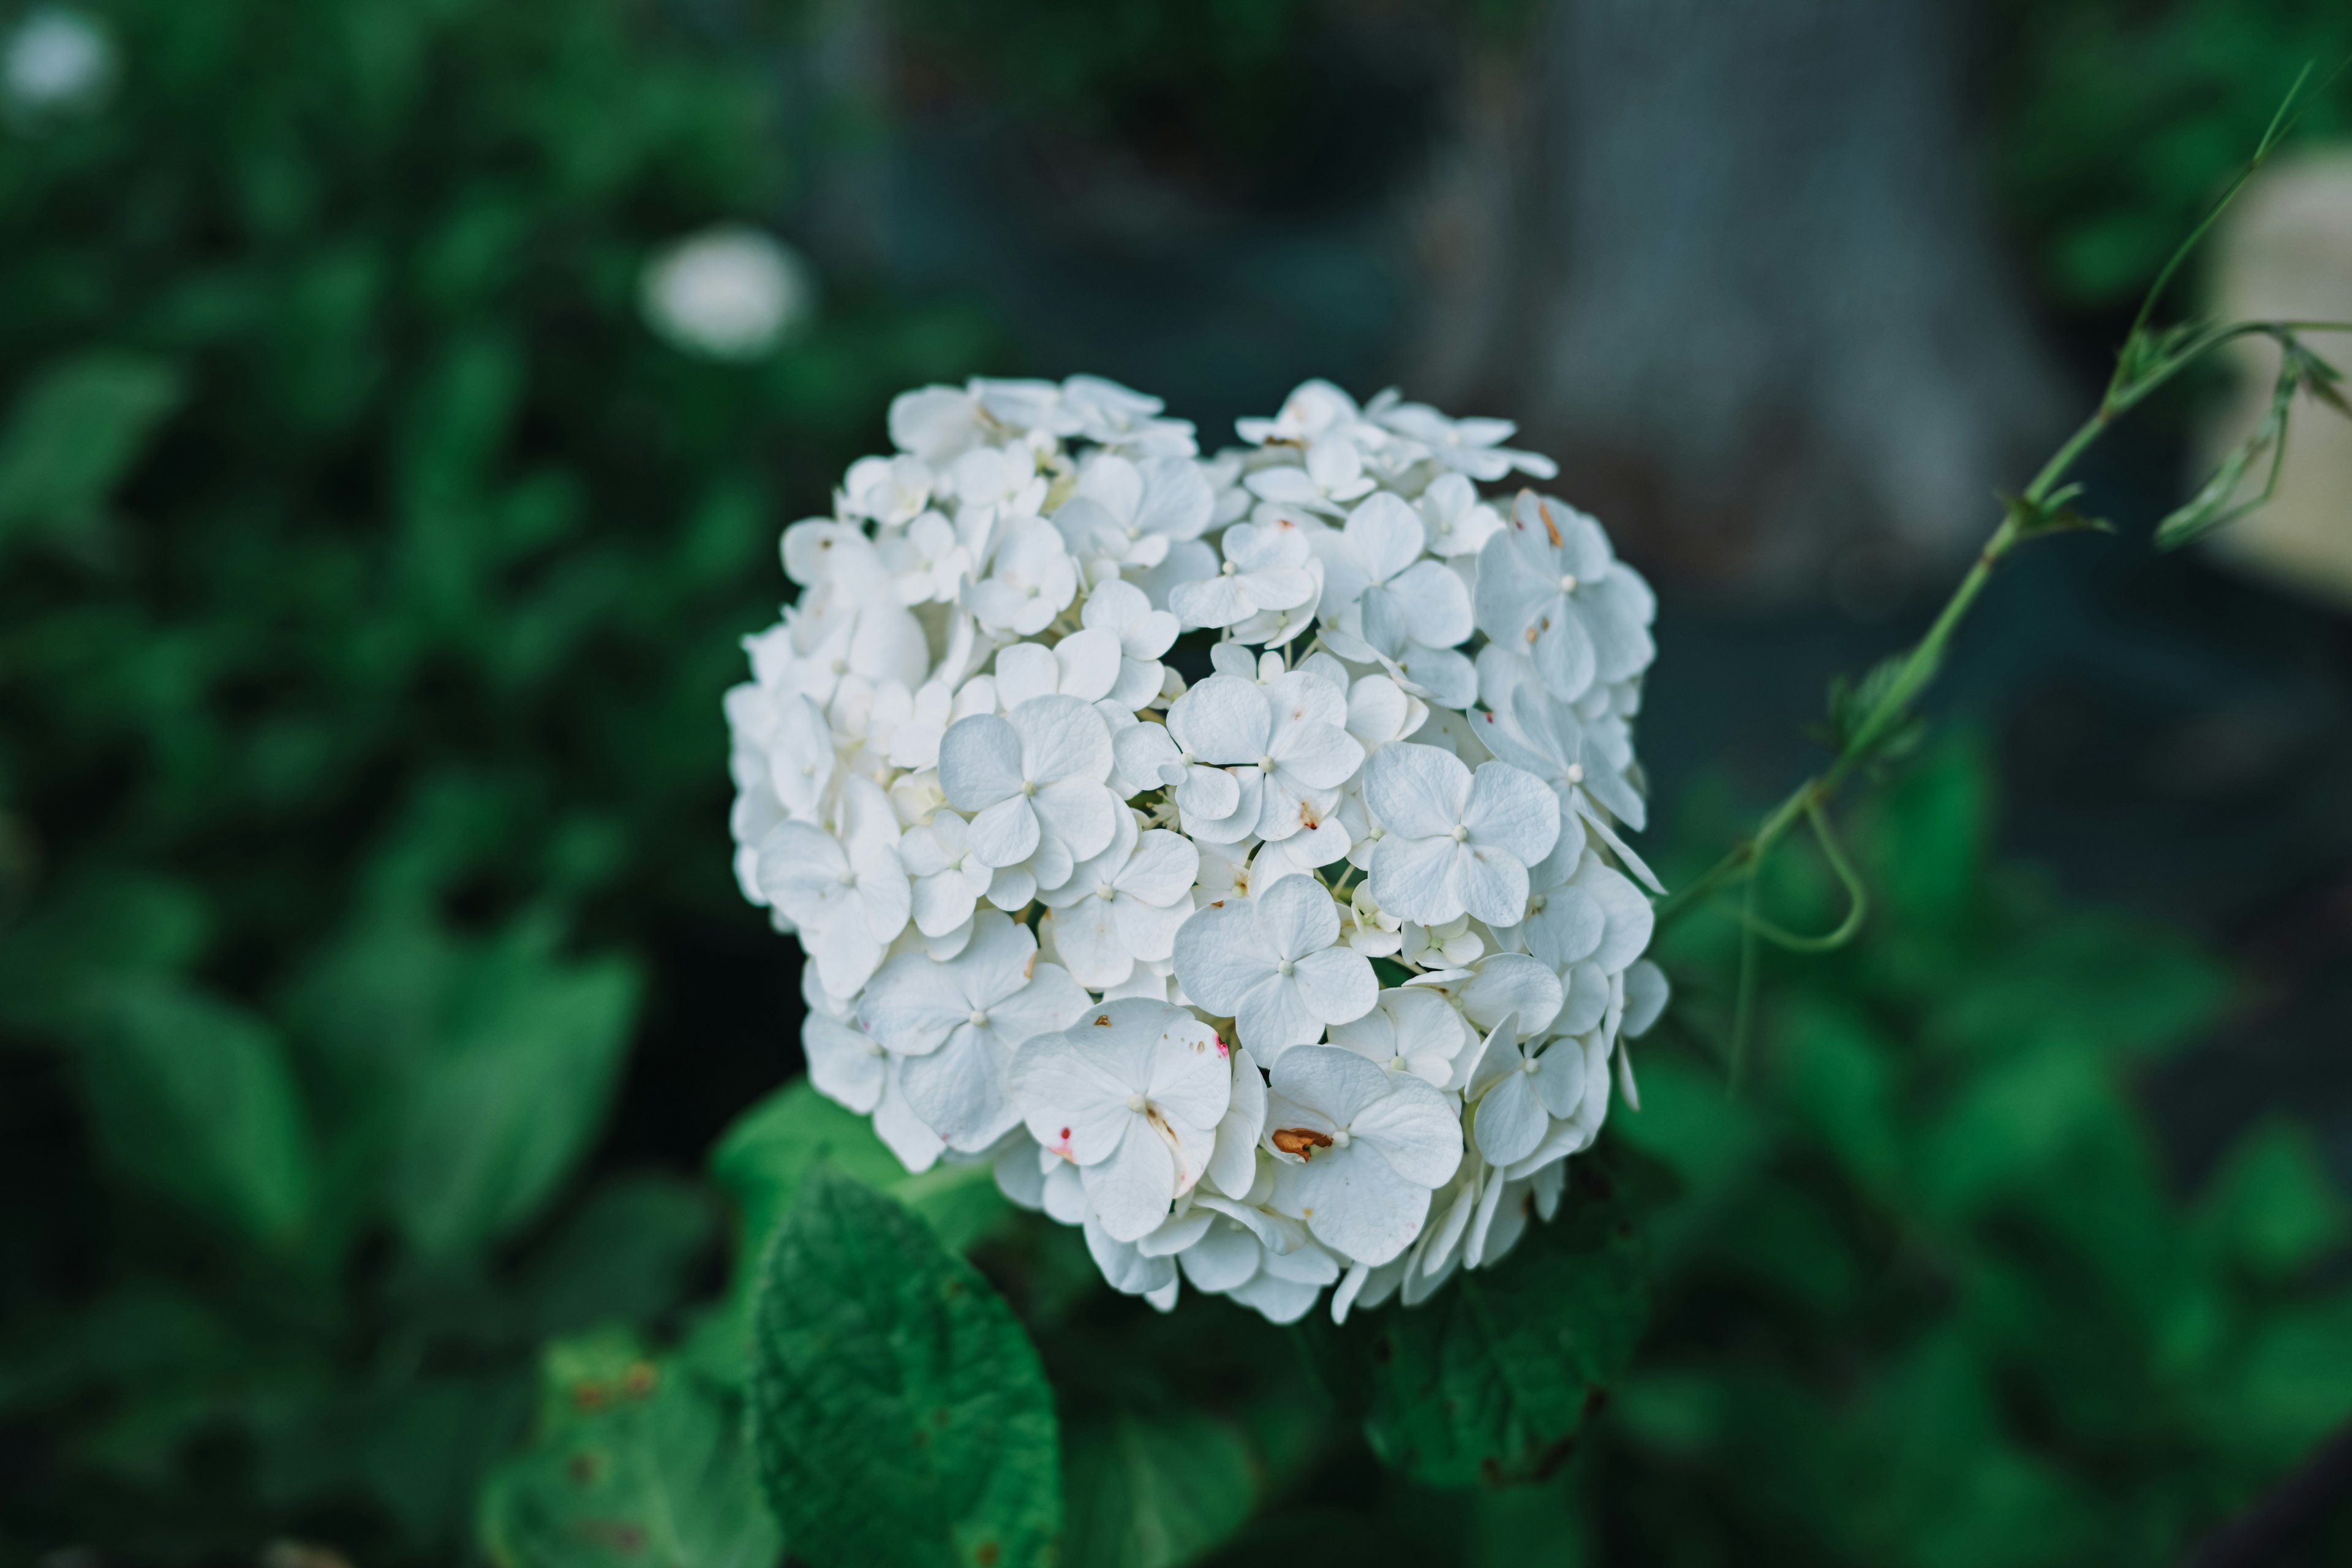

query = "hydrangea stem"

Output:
[[1653, 318, 2349, 943]]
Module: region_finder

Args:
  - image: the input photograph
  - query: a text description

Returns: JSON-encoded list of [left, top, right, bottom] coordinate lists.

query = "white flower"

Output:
[[1400, 914, 1482, 972], [1473, 491, 1656, 704], [5, 7, 111, 115], [860, 911, 1089, 1152], [1340, 882, 1403, 957], [1415, 473, 1506, 559], [1459, 1017, 1586, 1167], [888, 385, 988, 466], [993, 633, 1119, 707], [1052, 453, 1213, 573], [968, 518, 1078, 636], [1168, 521, 1319, 631], [732, 373, 1665, 1322], [1161, 671, 1362, 843], [899, 810, 995, 940], [1079, 579, 1180, 709], [1171, 873, 1377, 1059], [1242, 440, 1377, 514], [640, 226, 814, 361], [842, 454, 933, 527], [755, 779, 911, 998], [938, 695, 1120, 871], [1039, 810, 1199, 990], [877, 511, 968, 603], [1263, 1045, 1463, 1265], [1479, 652, 1649, 833], [1060, 375, 1198, 458], [1373, 401, 1558, 482], [948, 445, 1049, 519], [1362, 743, 1559, 927], [1010, 998, 1230, 1241], [1311, 493, 1476, 707], [1328, 987, 1470, 1088]]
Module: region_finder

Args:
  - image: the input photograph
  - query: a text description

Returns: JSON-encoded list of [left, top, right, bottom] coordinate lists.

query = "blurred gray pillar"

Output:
[[1406, 0, 2067, 602]]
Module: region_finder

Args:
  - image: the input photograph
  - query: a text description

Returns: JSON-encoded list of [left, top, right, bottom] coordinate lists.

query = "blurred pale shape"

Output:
[[639, 225, 815, 361], [4, 7, 113, 114], [2205, 149, 2352, 609]]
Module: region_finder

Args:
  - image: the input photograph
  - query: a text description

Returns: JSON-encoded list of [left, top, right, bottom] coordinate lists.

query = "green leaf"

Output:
[[1298, 1158, 1653, 1488], [749, 1170, 1061, 1568], [385, 918, 641, 1260], [0, 351, 184, 551], [480, 1332, 781, 1568], [1063, 1409, 1254, 1568], [1998, 486, 2114, 541], [713, 1079, 1008, 1267], [75, 982, 315, 1246], [2196, 1121, 2348, 1279]]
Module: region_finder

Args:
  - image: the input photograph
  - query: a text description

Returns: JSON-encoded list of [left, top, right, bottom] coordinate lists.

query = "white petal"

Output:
[[899, 1028, 1020, 1152], [993, 643, 1061, 709], [1053, 626, 1122, 704], [1273, 1145, 1430, 1267], [1009, 693, 1112, 784], [965, 794, 1041, 869], [1464, 761, 1561, 867], [1178, 1221, 1262, 1292], [1574, 858, 1656, 972], [1349, 1076, 1464, 1189], [1291, 946, 1377, 1028], [1458, 952, 1564, 1036], [1166, 674, 1270, 763], [1084, 1122, 1177, 1242], [1256, 873, 1340, 962], [938, 711, 1025, 812], [1343, 491, 1425, 583], [1452, 842, 1532, 929], [1168, 900, 1272, 1019], [1623, 959, 1670, 1038], [1385, 560, 1473, 648], [1369, 834, 1464, 927], [1531, 1039, 1588, 1118], [1474, 1071, 1547, 1166], [1010, 1025, 1147, 1166], [1234, 974, 1327, 1056], [1205, 1046, 1267, 1199], [873, 1065, 945, 1173], [1362, 742, 1470, 840], [803, 1013, 886, 1114]]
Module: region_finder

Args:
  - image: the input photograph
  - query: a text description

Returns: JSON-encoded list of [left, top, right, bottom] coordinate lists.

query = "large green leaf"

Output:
[[480, 1331, 780, 1568], [74, 981, 315, 1246], [382, 918, 640, 1259], [749, 1169, 1061, 1568], [1299, 1158, 1653, 1488], [0, 351, 184, 551], [1063, 1409, 1254, 1568]]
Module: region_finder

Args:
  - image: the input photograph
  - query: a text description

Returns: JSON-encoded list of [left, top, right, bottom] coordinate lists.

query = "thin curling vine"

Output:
[[1649, 66, 2352, 1078]]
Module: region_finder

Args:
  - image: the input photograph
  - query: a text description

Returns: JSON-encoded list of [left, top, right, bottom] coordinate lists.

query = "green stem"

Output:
[[1654, 310, 2343, 942]]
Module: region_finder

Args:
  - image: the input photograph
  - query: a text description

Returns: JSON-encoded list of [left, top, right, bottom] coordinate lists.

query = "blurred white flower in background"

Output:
[[4, 7, 115, 119], [639, 224, 815, 361]]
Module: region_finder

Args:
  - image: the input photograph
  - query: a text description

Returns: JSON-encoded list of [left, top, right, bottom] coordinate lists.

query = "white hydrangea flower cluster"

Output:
[[726, 374, 1671, 1324]]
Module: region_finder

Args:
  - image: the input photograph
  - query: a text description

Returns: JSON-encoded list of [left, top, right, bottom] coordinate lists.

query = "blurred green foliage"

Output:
[[665, 739, 2352, 1568], [5, 0, 2351, 1562], [0, 0, 984, 1559], [1994, 0, 2352, 310]]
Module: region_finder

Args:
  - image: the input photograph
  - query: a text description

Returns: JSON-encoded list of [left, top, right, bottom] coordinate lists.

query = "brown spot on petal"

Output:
[[1539, 501, 1562, 548], [1273, 1128, 1335, 1159], [1095, 1014, 1112, 1027], [1525, 627, 1539, 645]]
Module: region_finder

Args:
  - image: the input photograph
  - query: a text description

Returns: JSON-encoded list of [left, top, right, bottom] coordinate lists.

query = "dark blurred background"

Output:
[[3, 0, 2351, 1563]]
